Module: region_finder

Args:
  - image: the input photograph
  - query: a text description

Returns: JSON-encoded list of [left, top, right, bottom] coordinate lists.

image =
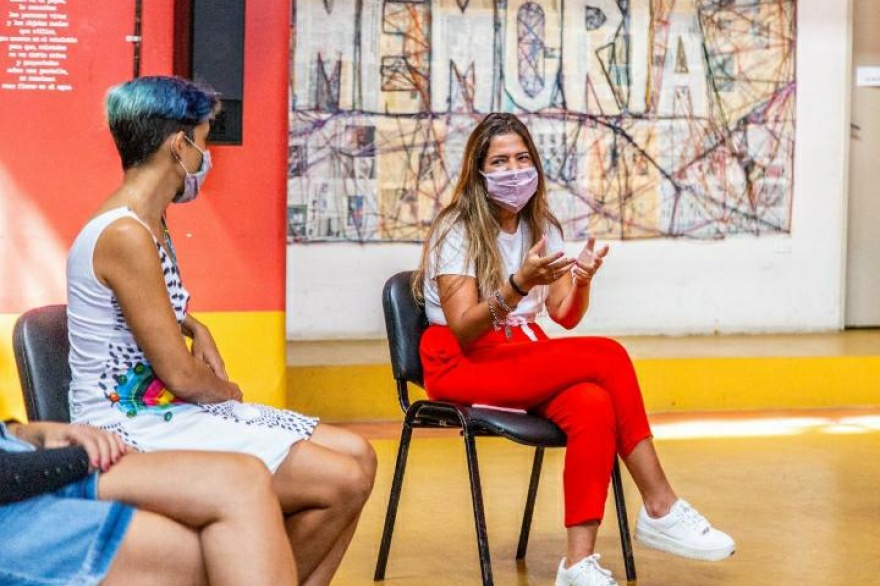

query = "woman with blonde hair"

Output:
[[415, 112, 734, 586]]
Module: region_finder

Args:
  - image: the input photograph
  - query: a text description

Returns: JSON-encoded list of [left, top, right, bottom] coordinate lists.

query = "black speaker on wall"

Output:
[[174, 0, 246, 145]]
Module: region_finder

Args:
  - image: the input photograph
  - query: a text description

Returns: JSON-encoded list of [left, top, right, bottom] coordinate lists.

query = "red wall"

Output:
[[0, 0, 288, 314]]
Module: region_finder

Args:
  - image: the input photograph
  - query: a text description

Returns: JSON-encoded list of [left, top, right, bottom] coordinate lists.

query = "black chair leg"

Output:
[[516, 446, 545, 560], [463, 428, 494, 586], [374, 419, 414, 581], [611, 457, 637, 583]]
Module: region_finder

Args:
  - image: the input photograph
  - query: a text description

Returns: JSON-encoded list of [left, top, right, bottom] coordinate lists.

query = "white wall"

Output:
[[287, 0, 852, 340]]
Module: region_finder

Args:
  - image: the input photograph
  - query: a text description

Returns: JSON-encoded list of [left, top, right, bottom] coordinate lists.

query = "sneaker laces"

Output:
[[570, 554, 616, 585], [677, 500, 711, 535]]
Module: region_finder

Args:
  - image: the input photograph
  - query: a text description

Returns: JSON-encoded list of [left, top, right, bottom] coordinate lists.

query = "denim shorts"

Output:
[[0, 472, 135, 586]]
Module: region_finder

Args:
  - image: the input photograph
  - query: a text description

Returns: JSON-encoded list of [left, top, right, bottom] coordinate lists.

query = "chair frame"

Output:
[[374, 272, 636, 586]]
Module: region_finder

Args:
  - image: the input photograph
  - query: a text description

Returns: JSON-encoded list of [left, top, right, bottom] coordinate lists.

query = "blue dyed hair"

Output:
[[106, 76, 220, 169]]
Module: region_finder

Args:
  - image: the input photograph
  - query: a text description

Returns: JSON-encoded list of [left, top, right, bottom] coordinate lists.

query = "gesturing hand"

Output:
[[515, 236, 576, 291], [572, 237, 609, 288]]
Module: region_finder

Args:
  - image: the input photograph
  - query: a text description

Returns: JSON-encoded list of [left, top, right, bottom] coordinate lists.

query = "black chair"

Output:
[[374, 271, 636, 586], [12, 304, 72, 422]]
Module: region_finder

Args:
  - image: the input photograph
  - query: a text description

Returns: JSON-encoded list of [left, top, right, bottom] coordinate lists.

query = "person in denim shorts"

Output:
[[0, 419, 298, 585]]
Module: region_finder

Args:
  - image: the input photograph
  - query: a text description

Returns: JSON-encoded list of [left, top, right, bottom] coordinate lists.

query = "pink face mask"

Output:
[[481, 167, 539, 213]]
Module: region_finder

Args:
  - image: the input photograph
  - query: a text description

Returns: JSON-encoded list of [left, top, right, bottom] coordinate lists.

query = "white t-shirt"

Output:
[[423, 219, 564, 326]]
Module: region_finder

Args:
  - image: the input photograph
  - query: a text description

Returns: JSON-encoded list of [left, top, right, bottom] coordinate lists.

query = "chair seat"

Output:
[[410, 400, 567, 447]]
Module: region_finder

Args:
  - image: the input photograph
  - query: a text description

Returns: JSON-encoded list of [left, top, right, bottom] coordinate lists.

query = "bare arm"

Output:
[[94, 218, 242, 403], [436, 274, 493, 348]]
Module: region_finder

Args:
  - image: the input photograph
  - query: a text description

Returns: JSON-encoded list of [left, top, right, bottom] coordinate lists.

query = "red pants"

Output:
[[420, 324, 651, 527]]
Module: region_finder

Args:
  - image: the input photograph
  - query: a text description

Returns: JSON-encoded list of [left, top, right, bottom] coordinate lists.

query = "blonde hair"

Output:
[[413, 113, 562, 302]]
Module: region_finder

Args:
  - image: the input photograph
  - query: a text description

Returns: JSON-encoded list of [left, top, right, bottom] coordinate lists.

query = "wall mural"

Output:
[[288, 0, 796, 242]]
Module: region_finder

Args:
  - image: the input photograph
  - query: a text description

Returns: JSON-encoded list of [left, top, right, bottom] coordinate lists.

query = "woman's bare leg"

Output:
[[273, 426, 376, 586], [561, 440, 675, 565], [561, 440, 673, 565], [300, 425, 377, 586], [623, 438, 678, 517], [564, 522, 600, 565], [99, 451, 298, 586], [103, 510, 206, 586], [309, 424, 378, 477]]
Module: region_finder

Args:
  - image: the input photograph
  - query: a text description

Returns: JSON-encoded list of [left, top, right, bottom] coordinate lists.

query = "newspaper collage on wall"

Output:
[[288, 0, 796, 243]]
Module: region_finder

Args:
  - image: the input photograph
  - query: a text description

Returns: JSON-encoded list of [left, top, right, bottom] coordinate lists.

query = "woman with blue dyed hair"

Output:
[[66, 76, 375, 585]]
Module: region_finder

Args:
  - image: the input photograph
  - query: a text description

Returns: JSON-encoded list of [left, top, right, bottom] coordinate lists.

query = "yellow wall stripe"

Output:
[[287, 356, 880, 422], [0, 311, 286, 421], [194, 312, 287, 408], [634, 356, 880, 411], [5, 308, 877, 424], [0, 315, 25, 422]]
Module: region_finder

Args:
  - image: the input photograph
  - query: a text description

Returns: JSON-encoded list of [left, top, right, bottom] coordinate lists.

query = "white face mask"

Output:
[[480, 166, 539, 213], [174, 136, 211, 204]]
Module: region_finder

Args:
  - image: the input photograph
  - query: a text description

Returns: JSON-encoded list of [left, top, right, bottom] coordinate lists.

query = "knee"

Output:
[[213, 453, 276, 503], [353, 446, 376, 503], [353, 436, 378, 486], [332, 457, 374, 513], [556, 384, 615, 433], [325, 436, 376, 514], [593, 337, 631, 363], [334, 432, 378, 490]]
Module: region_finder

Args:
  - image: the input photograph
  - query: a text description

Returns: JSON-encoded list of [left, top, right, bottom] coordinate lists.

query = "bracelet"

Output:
[[492, 289, 516, 314], [487, 296, 503, 331], [509, 273, 529, 296]]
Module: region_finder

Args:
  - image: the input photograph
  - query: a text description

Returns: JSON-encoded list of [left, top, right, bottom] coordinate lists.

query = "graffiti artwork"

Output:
[[289, 0, 796, 242]]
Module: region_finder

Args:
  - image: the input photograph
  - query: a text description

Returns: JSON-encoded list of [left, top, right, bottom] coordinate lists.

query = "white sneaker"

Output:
[[635, 499, 736, 561], [555, 554, 619, 586]]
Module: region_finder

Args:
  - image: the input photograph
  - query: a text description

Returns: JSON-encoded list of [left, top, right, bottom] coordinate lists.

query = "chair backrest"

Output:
[[12, 305, 72, 422], [382, 271, 429, 398]]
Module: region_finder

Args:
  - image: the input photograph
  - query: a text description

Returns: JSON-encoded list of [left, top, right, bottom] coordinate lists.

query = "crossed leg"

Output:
[[98, 451, 298, 586], [102, 510, 206, 586], [273, 424, 377, 586]]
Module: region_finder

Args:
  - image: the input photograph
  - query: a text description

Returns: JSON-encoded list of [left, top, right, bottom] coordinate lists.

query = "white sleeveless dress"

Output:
[[67, 207, 317, 472]]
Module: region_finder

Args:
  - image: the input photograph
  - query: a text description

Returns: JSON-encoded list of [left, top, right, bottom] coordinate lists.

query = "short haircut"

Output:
[[106, 76, 219, 170]]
